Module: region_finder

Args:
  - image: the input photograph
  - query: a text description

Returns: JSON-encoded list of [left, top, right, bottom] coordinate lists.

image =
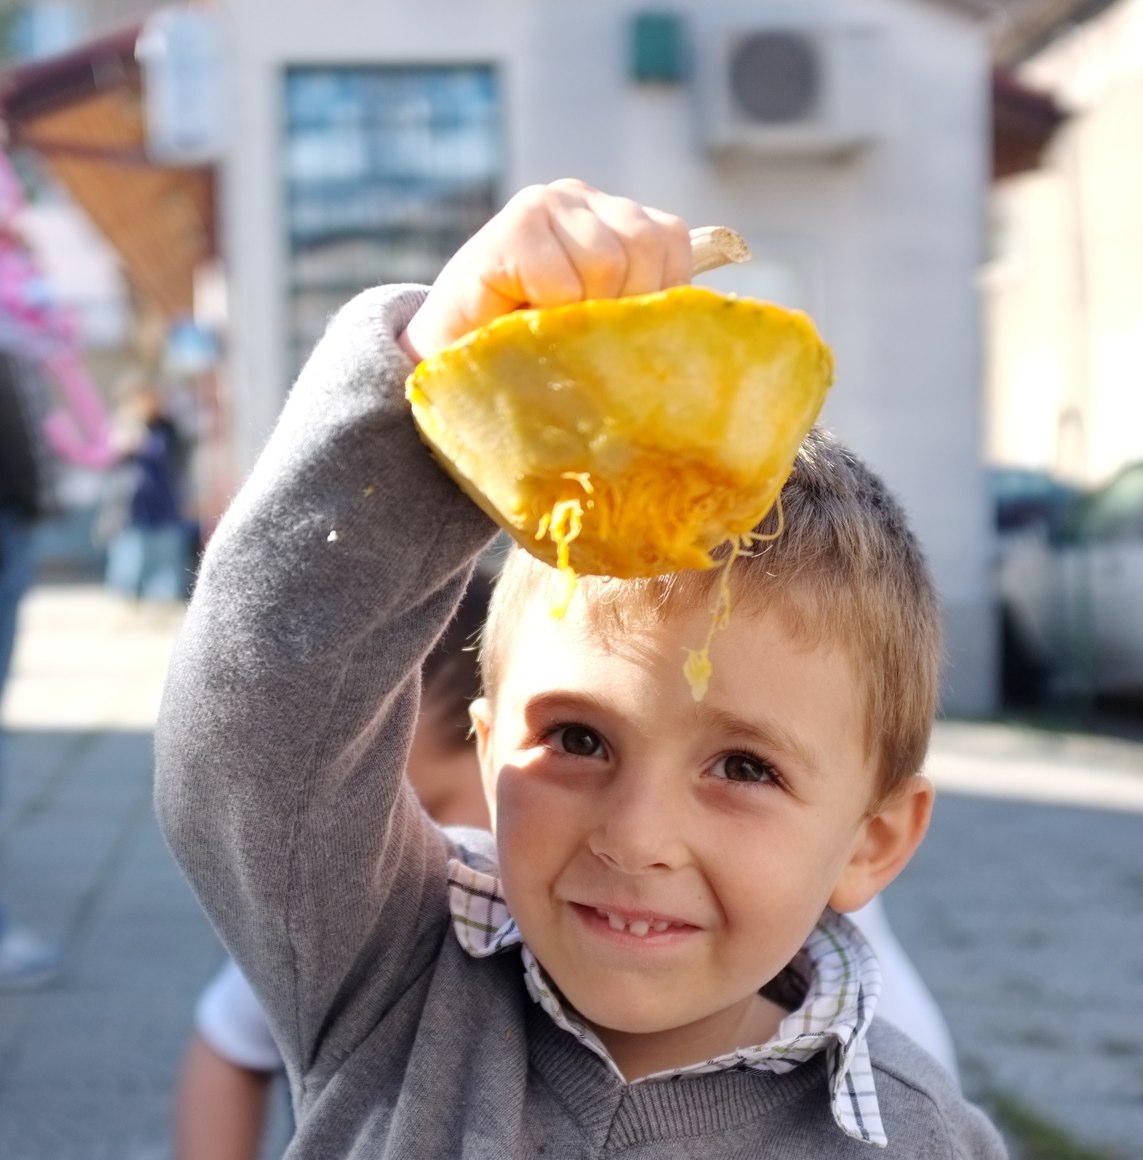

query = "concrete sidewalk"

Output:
[[1, 583, 1141, 1159], [0, 586, 240, 1160]]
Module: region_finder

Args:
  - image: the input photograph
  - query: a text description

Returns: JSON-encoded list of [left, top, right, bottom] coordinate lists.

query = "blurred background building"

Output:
[[987, 0, 1141, 487], [3, 0, 1138, 717], [216, 0, 1002, 717]]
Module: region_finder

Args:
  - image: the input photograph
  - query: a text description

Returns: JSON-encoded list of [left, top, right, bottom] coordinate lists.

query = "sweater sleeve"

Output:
[[154, 284, 497, 1078]]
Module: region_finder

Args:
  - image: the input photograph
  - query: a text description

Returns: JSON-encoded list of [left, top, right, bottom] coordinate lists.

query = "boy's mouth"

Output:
[[572, 902, 697, 939]]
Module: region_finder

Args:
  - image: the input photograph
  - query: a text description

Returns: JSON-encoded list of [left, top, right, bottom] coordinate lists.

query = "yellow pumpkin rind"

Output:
[[407, 285, 833, 579]]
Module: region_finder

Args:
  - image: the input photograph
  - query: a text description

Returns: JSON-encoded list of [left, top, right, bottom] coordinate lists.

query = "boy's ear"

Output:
[[828, 775, 934, 914], [468, 697, 497, 828]]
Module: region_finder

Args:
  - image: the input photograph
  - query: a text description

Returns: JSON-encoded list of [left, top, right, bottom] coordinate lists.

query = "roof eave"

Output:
[[0, 24, 141, 126]]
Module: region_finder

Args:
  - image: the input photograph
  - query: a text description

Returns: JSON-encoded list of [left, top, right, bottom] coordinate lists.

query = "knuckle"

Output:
[[506, 183, 554, 221], [550, 176, 596, 197], [622, 211, 659, 246], [664, 213, 692, 246]]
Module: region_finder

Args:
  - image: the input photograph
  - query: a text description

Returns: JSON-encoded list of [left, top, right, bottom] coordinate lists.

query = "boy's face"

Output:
[[472, 589, 900, 1073]]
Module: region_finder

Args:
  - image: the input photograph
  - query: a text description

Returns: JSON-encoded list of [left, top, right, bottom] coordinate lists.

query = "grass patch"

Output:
[[991, 1093, 1125, 1160]]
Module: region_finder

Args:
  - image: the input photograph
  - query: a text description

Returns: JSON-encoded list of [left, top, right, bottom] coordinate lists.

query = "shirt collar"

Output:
[[447, 851, 887, 1147]]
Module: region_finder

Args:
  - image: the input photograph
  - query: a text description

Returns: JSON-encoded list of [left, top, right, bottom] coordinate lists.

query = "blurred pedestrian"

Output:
[[101, 382, 191, 609], [0, 356, 61, 987], [0, 151, 113, 989]]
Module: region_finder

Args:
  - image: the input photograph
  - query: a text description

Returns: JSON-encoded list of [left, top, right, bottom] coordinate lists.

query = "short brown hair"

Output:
[[481, 427, 942, 804]]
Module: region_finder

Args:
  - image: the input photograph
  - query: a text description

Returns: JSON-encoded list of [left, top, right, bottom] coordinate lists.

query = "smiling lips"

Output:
[[577, 903, 697, 939]]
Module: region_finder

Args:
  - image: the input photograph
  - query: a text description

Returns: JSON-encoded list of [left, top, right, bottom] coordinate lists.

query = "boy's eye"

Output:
[[714, 752, 779, 785], [553, 724, 604, 758]]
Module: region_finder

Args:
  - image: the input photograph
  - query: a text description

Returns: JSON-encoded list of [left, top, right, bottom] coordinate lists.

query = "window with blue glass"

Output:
[[283, 66, 502, 377]]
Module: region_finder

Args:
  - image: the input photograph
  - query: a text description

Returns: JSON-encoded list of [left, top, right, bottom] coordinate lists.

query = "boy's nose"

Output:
[[586, 773, 687, 874]]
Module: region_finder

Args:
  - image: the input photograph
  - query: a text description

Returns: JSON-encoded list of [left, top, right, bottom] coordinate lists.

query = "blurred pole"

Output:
[[1059, 103, 1096, 717]]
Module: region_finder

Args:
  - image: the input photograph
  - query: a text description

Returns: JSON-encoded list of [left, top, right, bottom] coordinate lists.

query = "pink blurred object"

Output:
[[40, 351, 116, 468], [0, 150, 114, 468]]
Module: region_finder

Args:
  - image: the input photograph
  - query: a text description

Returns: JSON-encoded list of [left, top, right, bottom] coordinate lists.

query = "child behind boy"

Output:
[[156, 179, 1006, 1157]]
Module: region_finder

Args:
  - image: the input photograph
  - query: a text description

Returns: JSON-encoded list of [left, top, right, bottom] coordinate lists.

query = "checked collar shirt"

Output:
[[447, 850, 889, 1148]]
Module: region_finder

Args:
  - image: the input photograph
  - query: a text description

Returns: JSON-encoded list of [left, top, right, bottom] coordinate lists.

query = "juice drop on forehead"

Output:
[[683, 647, 714, 702]]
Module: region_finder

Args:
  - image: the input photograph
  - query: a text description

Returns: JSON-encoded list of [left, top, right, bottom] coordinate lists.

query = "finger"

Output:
[[483, 184, 588, 308], [648, 208, 695, 289], [549, 184, 692, 300], [547, 202, 630, 302], [572, 184, 690, 296], [592, 200, 692, 297]]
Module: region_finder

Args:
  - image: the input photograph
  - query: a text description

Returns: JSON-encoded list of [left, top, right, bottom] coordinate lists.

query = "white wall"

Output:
[[218, 0, 994, 715]]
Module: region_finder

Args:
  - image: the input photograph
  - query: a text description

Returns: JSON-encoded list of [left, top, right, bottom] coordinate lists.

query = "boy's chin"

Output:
[[558, 976, 738, 1041], [579, 1004, 686, 1038], [546, 972, 681, 1037], [569, 986, 789, 1078]]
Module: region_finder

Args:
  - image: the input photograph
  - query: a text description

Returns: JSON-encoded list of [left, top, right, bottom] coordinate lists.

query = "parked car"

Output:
[[996, 462, 1143, 703], [991, 466, 1082, 539]]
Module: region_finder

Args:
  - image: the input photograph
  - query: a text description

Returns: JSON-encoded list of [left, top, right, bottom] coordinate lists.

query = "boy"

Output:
[[156, 179, 1006, 1156]]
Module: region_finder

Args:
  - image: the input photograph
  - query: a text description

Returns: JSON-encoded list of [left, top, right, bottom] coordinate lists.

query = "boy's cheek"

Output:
[[493, 765, 532, 826], [492, 774, 543, 911], [493, 765, 561, 849]]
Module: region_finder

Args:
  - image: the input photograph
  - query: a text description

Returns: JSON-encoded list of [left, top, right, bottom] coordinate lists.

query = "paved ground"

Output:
[[890, 723, 1143, 1159], [0, 586, 290, 1160], [1, 583, 1141, 1159]]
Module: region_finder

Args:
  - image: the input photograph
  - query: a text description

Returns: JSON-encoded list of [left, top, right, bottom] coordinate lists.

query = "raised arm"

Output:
[[155, 284, 496, 1068]]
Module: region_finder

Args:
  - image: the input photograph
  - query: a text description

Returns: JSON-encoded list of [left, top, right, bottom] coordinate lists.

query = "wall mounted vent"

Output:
[[698, 17, 883, 155]]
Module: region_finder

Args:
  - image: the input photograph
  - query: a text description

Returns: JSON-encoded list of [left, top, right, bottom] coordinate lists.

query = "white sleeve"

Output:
[[193, 958, 285, 1072], [849, 895, 961, 1085]]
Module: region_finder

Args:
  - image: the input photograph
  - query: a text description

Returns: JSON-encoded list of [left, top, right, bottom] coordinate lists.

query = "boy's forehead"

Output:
[[488, 583, 672, 703], [492, 576, 851, 685], [495, 583, 618, 664]]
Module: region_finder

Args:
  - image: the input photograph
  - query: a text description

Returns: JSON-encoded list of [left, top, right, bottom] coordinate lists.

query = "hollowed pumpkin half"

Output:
[[406, 284, 834, 580]]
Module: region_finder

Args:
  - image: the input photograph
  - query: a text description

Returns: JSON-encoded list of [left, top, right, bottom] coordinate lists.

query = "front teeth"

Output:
[[597, 909, 674, 937]]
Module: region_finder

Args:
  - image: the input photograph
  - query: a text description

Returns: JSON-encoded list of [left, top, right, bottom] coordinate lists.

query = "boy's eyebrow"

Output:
[[696, 704, 823, 778], [521, 690, 614, 719]]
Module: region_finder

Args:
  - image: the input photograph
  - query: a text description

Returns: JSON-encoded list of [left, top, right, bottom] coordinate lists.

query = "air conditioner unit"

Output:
[[697, 17, 883, 155]]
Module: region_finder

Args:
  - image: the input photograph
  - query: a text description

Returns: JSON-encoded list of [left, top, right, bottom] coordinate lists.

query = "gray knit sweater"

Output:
[[155, 286, 1008, 1159]]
